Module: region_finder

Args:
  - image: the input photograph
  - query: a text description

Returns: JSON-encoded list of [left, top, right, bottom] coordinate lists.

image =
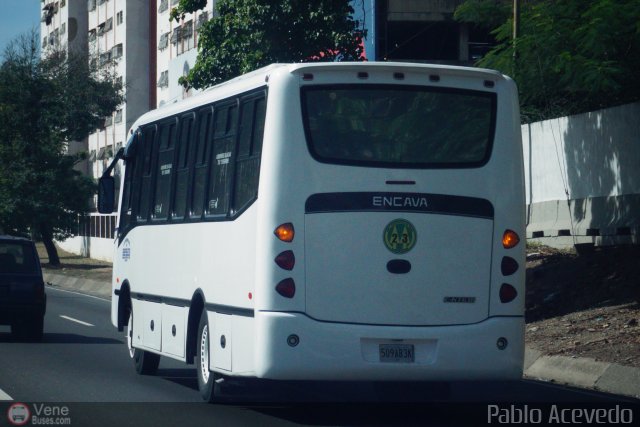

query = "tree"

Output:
[[455, 0, 640, 122], [173, 0, 366, 89], [0, 33, 123, 265]]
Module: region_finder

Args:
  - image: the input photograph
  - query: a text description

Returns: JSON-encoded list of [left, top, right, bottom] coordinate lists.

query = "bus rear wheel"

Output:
[[126, 310, 160, 375], [196, 310, 221, 402]]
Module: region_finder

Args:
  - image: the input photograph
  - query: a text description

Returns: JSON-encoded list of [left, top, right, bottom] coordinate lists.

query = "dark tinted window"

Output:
[[301, 85, 496, 168], [233, 97, 265, 212], [173, 114, 195, 220], [190, 108, 212, 219], [119, 134, 138, 232], [153, 121, 177, 220], [137, 126, 157, 222], [206, 104, 237, 217], [0, 242, 38, 274]]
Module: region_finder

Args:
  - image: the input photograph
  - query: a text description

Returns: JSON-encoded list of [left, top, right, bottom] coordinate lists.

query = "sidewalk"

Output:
[[42, 267, 640, 401]]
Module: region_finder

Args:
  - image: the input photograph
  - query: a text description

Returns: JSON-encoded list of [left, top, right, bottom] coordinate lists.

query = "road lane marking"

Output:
[[0, 387, 12, 401], [60, 315, 95, 327], [46, 286, 110, 302]]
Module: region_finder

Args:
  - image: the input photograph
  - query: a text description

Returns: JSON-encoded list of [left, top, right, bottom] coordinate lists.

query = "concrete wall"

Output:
[[523, 102, 640, 247]]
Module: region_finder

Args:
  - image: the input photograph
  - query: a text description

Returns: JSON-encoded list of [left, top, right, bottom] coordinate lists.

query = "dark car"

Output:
[[0, 235, 46, 341]]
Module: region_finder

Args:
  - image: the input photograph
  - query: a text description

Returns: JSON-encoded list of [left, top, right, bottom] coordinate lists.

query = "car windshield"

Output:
[[0, 242, 38, 274], [301, 84, 496, 168]]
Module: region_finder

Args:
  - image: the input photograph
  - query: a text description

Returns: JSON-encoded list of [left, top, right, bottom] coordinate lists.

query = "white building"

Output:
[[41, 0, 215, 261], [40, 0, 88, 161]]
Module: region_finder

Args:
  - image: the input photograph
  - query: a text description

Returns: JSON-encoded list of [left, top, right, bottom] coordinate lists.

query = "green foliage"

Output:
[[170, 0, 208, 22], [181, 0, 366, 89], [0, 32, 123, 261], [456, 0, 640, 122]]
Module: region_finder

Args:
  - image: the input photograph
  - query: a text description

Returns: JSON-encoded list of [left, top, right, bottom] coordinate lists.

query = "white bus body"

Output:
[[107, 62, 525, 396]]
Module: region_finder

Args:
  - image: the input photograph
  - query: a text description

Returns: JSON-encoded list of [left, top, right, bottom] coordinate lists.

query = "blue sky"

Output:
[[0, 0, 41, 55]]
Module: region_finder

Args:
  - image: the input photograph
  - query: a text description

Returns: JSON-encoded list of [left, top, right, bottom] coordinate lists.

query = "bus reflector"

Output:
[[274, 223, 295, 242], [275, 250, 295, 270], [499, 283, 518, 303], [502, 230, 520, 249], [276, 278, 296, 298]]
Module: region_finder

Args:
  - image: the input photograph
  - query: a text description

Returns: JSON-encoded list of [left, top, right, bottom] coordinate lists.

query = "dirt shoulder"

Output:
[[526, 244, 640, 368], [37, 243, 113, 284]]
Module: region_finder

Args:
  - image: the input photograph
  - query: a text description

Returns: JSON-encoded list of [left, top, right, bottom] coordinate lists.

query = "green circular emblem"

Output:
[[383, 219, 417, 254]]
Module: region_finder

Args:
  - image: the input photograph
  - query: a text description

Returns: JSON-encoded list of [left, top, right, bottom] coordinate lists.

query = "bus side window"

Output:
[[152, 120, 177, 221], [233, 96, 265, 213], [136, 125, 157, 223], [172, 114, 195, 220], [118, 135, 138, 234], [207, 104, 238, 217], [190, 108, 212, 219]]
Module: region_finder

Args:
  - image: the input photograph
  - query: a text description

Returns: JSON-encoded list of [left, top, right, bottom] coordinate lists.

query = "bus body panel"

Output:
[[304, 211, 493, 325], [254, 311, 523, 380]]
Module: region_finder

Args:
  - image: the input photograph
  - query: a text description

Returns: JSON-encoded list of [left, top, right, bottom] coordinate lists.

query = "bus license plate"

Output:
[[379, 344, 415, 363]]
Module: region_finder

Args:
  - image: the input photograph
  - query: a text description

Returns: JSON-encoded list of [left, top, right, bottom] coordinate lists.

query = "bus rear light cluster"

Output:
[[499, 283, 518, 303], [275, 250, 295, 271], [274, 223, 295, 242], [500, 230, 520, 303], [276, 278, 296, 298]]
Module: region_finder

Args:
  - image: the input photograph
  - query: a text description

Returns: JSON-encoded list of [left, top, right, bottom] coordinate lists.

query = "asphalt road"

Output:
[[0, 288, 637, 426]]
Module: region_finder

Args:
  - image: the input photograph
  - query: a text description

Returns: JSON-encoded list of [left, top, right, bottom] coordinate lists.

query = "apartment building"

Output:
[[40, 0, 89, 160], [155, 0, 216, 108]]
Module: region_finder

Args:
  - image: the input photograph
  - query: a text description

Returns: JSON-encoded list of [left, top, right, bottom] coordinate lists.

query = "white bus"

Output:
[[98, 62, 525, 401]]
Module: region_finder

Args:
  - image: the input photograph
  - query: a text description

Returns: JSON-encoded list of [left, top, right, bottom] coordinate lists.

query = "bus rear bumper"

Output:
[[254, 312, 524, 381]]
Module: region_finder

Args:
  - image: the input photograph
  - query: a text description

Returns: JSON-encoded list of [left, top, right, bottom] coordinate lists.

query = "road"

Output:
[[0, 287, 637, 426]]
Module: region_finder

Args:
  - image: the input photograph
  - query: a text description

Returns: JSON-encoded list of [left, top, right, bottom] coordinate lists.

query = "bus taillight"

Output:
[[502, 230, 520, 249], [499, 283, 518, 303], [275, 250, 295, 270], [276, 278, 296, 298], [274, 223, 295, 242]]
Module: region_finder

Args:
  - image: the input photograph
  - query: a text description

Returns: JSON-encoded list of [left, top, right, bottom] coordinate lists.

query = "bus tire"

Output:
[[196, 310, 221, 402], [127, 311, 160, 375]]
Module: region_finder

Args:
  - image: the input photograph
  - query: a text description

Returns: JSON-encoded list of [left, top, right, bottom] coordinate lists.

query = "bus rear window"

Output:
[[301, 85, 496, 168]]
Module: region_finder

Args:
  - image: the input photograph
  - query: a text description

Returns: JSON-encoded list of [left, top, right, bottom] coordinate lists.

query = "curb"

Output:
[[43, 272, 640, 401], [524, 350, 640, 399]]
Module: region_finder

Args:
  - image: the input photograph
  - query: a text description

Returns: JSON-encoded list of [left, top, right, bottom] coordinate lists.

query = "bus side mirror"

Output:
[[97, 176, 115, 214]]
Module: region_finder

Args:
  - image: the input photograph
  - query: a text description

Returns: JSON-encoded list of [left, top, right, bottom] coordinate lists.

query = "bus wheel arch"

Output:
[[117, 281, 131, 332], [186, 290, 206, 364]]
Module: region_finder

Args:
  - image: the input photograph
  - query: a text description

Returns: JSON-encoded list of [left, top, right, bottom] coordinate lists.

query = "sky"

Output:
[[0, 0, 41, 55]]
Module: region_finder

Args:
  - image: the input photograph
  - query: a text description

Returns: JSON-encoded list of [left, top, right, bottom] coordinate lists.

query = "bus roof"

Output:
[[128, 61, 506, 134]]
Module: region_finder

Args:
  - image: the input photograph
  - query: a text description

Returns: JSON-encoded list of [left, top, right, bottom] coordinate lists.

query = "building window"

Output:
[[98, 0, 108, 5], [104, 115, 113, 128], [158, 0, 169, 13], [61, 0, 66, 7], [115, 109, 123, 123], [157, 70, 169, 88], [88, 29, 97, 43], [171, 0, 180, 5], [170, 26, 181, 45], [61, 23, 66, 34], [196, 12, 209, 30], [117, 11, 123, 25], [99, 51, 112, 66], [112, 44, 123, 60], [42, 37, 47, 48], [88, 0, 96, 12], [158, 32, 169, 50], [98, 18, 113, 36]]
